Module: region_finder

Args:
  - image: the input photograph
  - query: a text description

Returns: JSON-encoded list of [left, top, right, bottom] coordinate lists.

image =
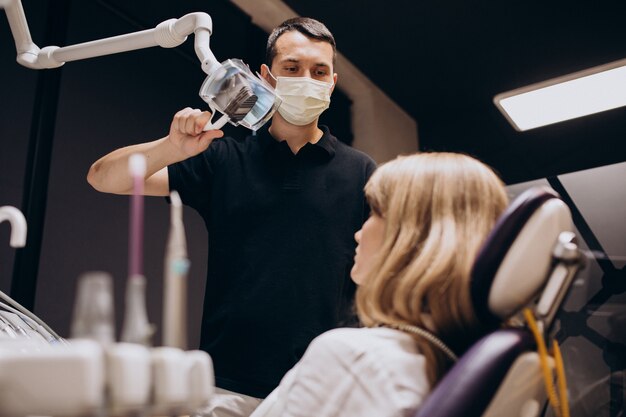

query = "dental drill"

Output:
[[162, 191, 190, 349]]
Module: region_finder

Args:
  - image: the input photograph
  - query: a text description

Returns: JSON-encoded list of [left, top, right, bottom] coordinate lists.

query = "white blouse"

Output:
[[250, 327, 430, 417]]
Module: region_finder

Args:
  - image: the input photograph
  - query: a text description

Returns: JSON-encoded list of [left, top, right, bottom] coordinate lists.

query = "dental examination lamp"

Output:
[[1, 0, 281, 131]]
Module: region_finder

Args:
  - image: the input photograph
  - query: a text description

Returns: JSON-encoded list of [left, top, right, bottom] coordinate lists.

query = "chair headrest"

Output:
[[470, 186, 573, 326]]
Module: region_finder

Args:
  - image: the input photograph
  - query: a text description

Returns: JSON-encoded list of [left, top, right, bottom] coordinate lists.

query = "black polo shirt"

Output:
[[168, 125, 376, 398]]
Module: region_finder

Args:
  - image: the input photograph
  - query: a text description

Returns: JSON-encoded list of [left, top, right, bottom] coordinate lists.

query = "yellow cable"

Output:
[[552, 340, 570, 417], [523, 309, 561, 417]]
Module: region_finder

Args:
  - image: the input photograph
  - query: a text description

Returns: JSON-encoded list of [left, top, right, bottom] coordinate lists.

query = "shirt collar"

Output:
[[313, 126, 337, 158], [256, 125, 337, 159]]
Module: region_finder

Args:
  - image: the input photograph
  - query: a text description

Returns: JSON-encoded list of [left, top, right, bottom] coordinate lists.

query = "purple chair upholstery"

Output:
[[413, 186, 578, 417], [414, 329, 534, 417]]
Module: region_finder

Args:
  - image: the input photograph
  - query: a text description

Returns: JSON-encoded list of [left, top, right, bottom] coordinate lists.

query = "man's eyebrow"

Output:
[[278, 58, 331, 67]]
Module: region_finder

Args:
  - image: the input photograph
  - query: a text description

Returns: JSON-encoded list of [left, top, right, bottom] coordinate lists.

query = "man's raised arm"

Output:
[[87, 108, 223, 196]]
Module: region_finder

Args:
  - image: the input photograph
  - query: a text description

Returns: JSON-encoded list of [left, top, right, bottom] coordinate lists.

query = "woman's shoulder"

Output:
[[302, 327, 430, 413], [310, 327, 384, 345], [308, 327, 421, 358], [316, 326, 418, 342]]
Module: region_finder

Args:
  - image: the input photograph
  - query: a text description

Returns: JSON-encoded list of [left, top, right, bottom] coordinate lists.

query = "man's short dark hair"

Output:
[[265, 17, 336, 67]]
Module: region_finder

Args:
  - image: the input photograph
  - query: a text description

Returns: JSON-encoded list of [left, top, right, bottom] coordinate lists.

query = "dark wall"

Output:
[[0, 0, 352, 346], [0, 0, 42, 310]]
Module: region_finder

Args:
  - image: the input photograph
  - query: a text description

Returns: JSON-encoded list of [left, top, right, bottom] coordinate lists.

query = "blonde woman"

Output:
[[250, 152, 509, 417]]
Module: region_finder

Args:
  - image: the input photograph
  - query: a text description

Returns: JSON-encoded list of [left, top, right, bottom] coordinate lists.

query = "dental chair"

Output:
[[414, 186, 584, 417]]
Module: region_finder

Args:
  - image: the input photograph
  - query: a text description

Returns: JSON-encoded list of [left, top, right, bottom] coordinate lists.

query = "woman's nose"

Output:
[[354, 229, 362, 243]]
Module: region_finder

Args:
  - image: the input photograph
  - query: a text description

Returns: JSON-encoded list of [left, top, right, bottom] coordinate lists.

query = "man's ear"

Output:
[[330, 73, 338, 94], [260, 64, 275, 87], [260, 63, 269, 77]]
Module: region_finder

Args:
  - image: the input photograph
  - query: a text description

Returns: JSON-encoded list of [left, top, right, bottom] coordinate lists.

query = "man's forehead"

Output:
[[274, 31, 334, 65]]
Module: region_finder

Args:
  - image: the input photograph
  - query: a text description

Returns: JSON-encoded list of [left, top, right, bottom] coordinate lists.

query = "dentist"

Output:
[[88, 17, 376, 417]]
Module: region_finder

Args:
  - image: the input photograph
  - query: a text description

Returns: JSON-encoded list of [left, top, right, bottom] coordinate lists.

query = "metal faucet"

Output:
[[0, 206, 27, 248]]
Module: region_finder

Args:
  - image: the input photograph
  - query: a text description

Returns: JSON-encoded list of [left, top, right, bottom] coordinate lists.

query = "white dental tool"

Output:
[[162, 191, 190, 349], [0, 205, 27, 248], [70, 271, 116, 345], [0, 298, 62, 343], [1, 0, 281, 131]]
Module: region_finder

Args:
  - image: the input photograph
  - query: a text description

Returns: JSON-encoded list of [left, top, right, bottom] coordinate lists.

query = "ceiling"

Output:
[[280, 0, 626, 183]]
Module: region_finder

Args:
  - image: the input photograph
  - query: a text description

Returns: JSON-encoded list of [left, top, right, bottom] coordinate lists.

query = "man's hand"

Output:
[[87, 107, 225, 196], [168, 107, 225, 159]]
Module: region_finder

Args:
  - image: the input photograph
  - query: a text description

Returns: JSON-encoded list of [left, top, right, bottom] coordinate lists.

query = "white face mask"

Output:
[[270, 73, 334, 126]]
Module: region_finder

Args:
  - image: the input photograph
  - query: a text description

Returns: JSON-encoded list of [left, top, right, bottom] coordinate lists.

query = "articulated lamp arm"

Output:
[[2, 0, 281, 131], [1, 0, 221, 74]]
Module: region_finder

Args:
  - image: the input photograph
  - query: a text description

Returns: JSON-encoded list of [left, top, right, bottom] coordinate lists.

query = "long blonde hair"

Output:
[[356, 152, 508, 385]]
